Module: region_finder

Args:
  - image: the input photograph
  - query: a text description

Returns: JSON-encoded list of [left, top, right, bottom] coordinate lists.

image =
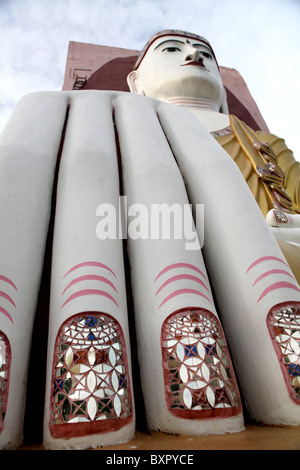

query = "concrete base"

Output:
[[17, 424, 299, 450]]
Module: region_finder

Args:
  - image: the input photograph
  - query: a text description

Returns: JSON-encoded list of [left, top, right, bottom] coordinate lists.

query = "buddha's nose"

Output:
[[184, 47, 202, 62]]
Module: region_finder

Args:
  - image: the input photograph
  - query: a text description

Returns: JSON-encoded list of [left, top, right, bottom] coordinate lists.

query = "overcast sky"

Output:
[[0, 0, 299, 159]]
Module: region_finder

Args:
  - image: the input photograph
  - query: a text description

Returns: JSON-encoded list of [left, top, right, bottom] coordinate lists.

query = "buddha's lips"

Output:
[[181, 61, 206, 68]]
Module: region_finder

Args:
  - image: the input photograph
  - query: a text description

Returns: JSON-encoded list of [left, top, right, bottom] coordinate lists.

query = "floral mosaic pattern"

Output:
[[50, 313, 132, 438], [268, 303, 300, 404], [0, 332, 10, 433], [161, 309, 241, 419]]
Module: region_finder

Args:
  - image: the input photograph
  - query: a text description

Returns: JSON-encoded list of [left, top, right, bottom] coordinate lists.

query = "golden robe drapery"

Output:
[[215, 115, 300, 284]]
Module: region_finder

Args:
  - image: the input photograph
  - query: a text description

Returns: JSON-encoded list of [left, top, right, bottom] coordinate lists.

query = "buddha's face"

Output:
[[128, 34, 225, 108]]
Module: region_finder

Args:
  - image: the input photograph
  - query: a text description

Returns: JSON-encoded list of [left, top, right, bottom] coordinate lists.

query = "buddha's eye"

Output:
[[162, 47, 181, 52], [201, 51, 213, 59]]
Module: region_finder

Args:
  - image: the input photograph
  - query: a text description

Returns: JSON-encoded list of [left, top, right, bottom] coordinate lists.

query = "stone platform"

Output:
[[17, 424, 300, 450]]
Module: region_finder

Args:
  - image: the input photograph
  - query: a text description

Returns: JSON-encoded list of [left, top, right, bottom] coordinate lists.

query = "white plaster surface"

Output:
[[0, 92, 69, 448], [1, 89, 300, 448]]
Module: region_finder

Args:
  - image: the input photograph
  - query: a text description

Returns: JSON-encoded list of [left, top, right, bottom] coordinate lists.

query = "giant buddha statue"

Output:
[[0, 29, 299, 450], [127, 30, 300, 280]]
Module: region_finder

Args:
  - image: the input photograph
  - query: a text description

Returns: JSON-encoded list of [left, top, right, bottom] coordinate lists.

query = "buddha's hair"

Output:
[[134, 29, 218, 69]]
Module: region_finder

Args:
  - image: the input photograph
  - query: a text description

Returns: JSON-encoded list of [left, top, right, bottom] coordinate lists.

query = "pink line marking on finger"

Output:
[[156, 274, 209, 295], [62, 275, 118, 295], [0, 291, 16, 307], [246, 256, 289, 274], [0, 276, 17, 290], [158, 288, 212, 308], [253, 269, 295, 286], [0, 306, 14, 324], [61, 289, 119, 308], [155, 263, 207, 282], [64, 262, 116, 278], [257, 282, 300, 303]]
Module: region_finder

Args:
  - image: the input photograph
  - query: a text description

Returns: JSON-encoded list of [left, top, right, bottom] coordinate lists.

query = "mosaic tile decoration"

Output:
[[161, 308, 241, 419], [0, 332, 10, 433], [50, 313, 133, 438], [268, 303, 300, 405]]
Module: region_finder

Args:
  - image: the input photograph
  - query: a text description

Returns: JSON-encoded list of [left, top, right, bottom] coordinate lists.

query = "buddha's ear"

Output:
[[127, 70, 144, 95], [220, 86, 229, 114]]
